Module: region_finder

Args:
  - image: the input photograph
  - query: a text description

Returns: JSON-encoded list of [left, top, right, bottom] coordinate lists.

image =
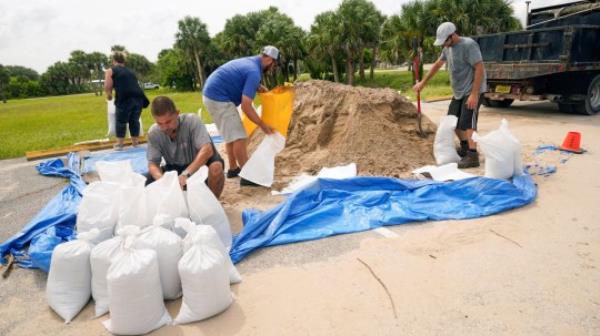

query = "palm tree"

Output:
[[307, 11, 343, 82], [175, 16, 212, 89]]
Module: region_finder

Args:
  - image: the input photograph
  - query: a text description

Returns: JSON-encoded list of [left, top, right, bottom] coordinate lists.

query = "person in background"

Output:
[[413, 22, 487, 168], [146, 96, 224, 198], [104, 51, 149, 150], [202, 46, 279, 186]]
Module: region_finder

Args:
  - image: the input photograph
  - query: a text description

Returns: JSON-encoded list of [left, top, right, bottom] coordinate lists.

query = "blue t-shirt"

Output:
[[203, 56, 262, 106]]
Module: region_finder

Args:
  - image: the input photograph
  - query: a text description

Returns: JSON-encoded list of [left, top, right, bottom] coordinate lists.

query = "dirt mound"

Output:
[[249, 80, 436, 183]]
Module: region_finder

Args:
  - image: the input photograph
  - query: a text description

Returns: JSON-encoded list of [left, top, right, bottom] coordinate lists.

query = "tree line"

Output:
[[0, 0, 520, 102]]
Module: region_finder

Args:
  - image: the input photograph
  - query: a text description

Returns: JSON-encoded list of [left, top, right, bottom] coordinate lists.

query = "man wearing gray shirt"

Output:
[[146, 96, 225, 198], [413, 21, 487, 168]]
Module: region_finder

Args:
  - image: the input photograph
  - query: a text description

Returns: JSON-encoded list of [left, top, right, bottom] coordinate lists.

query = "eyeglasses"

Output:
[[444, 34, 453, 45]]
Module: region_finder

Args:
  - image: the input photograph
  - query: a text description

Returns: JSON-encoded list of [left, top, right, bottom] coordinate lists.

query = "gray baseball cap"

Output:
[[261, 45, 280, 60], [434, 22, 456, 46]]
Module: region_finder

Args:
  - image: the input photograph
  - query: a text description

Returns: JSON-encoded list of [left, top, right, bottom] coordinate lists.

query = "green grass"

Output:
[[0, 90, 208, 159], [354, 69, 452, 101]]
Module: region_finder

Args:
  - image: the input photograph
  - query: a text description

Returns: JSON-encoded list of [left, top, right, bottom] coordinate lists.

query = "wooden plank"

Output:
[[25, 136, 147, 161]]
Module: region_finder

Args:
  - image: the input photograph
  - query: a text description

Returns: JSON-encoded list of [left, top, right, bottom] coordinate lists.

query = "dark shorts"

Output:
[[115, 98, 143, 138], [447, 94, 483, 131], [145, 143, 224, 186]]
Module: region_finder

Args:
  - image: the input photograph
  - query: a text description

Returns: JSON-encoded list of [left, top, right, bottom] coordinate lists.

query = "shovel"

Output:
[[412, 39, 426, 138]]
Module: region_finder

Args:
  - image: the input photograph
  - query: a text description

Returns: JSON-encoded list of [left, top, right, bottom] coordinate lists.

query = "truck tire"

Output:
[[482, 97, 514, 108], [584, 74, 600, 115]]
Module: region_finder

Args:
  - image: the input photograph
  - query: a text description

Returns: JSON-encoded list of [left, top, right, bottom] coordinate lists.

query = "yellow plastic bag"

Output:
[[241, 85, 294, 137]]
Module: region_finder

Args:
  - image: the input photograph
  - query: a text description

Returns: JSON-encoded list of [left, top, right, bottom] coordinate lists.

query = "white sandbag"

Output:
[[239, 132, 286, 187], [499, 119, 524, 176], [175, 218, 241, 284], [90, 236, 122, 317], [77, 181, 120, 243], [96, 160, 134, 184], [174, 245, 232, 324], [145, 171, 189, 226], [135, 219, 183, 300], [186, 166, 232, 249], [47, 229, 99, 323], [116, 184, 148, 232], [90, 226, 139, 318], [107, 100, 116, 137], [472, 119, 517, 179], [434, 115, 461, 165], [103, 237, 171, 335]]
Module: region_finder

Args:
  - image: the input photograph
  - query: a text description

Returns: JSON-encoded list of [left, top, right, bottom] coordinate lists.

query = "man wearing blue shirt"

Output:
[[203, 46, 278, 186]]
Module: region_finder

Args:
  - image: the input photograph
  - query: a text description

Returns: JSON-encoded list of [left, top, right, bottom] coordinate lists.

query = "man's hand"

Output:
[[106, 95, 113, 101], [178, 174, 187, 189], [260, 123, 274, 135], [466, 92, 479, 110], [413, 81, 425, 93], [258, 85, 268, 93]]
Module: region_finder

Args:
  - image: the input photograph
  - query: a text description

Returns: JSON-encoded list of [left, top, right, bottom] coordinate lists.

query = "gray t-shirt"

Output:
[[441, 37, 487, 99], [147, 113, 211, 165]]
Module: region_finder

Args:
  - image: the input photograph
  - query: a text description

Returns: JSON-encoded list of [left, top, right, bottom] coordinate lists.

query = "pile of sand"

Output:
[[249, 80, 437, 183]]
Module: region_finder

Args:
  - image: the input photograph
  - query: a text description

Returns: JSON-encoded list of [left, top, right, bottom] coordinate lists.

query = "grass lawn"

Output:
[[0, 90, 207, 159], [0, 70, 451, 159]]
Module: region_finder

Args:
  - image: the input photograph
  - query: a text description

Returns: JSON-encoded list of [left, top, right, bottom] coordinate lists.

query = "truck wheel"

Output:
[[482, 98, 513, 108], [584, 74, 600, 115]]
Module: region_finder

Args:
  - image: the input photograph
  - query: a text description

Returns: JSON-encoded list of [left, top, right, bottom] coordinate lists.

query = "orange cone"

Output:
[[559, 131, 584, 154]]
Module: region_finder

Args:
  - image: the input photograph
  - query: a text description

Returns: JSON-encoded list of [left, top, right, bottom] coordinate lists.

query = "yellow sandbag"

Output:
[[259, 86, 294, 137], [240, 85, 294, 137]]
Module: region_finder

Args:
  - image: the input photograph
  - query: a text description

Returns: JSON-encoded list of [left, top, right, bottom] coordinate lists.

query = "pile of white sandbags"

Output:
[[46, 159, 238, 332]]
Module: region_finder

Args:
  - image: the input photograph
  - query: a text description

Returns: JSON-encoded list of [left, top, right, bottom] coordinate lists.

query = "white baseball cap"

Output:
[[434, 22, 456, 46], [261, 45, 280, 60]]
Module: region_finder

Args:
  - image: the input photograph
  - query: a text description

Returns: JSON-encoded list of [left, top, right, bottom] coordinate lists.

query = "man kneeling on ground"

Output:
[[146, 96, 225, 198]]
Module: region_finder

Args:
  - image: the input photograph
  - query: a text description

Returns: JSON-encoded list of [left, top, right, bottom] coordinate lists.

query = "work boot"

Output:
[[456, 141, 469, 157], [226, 167, 241, 178], [458, 150, 480, 168], [240, 178, 260, 187]]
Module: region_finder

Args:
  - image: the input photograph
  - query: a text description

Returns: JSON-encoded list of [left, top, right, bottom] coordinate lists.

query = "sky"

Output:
[[0, 0, 576, 73]]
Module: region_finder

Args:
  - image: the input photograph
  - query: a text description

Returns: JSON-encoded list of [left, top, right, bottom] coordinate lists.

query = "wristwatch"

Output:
[[181, 169, 192, 178]]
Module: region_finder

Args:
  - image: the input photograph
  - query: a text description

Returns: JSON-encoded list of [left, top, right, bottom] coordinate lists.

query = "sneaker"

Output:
[[458, 151, 480, 168], [457, 142, 469, 158], [113, 143, 124, 151], [240, 177, 261, 187], [226, 167, 241, 178]]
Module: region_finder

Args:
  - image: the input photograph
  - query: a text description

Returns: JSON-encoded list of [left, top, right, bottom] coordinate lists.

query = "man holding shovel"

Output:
[[413, 22, 487, 168], [202, 46, 277, 186]]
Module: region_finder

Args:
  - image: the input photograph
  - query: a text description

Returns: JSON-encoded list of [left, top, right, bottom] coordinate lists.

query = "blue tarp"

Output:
[[0, 153, 84, 272], [230, 174, 537, 263], [1, 139, 537, 271]]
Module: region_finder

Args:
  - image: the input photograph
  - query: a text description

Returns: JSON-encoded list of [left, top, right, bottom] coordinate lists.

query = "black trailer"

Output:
[[472, 1, 600, 115]]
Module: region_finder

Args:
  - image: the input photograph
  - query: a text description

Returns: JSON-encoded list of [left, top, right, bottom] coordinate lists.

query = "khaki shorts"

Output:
[[203, 96, 247, 143]]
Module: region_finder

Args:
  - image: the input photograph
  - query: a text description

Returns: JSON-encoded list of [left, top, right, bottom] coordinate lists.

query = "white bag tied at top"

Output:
[[239, 132, 286, 187], [174, 245, 232, 325], [473, 118, 522, 179], [434, 115, 461, 165], [186, 166, 232, 250], [175, 218, 241, 284], [103, 233, 171, 335], [47, 229, 99, 323], [145, 171, 189, 227], [77, 181, 120, 243], [91, 226, 138, 318], [135, 217, 183, 300]]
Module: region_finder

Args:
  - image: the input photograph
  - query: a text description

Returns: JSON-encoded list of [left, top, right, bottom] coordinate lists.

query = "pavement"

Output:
[[1, 99, 599, 335]]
